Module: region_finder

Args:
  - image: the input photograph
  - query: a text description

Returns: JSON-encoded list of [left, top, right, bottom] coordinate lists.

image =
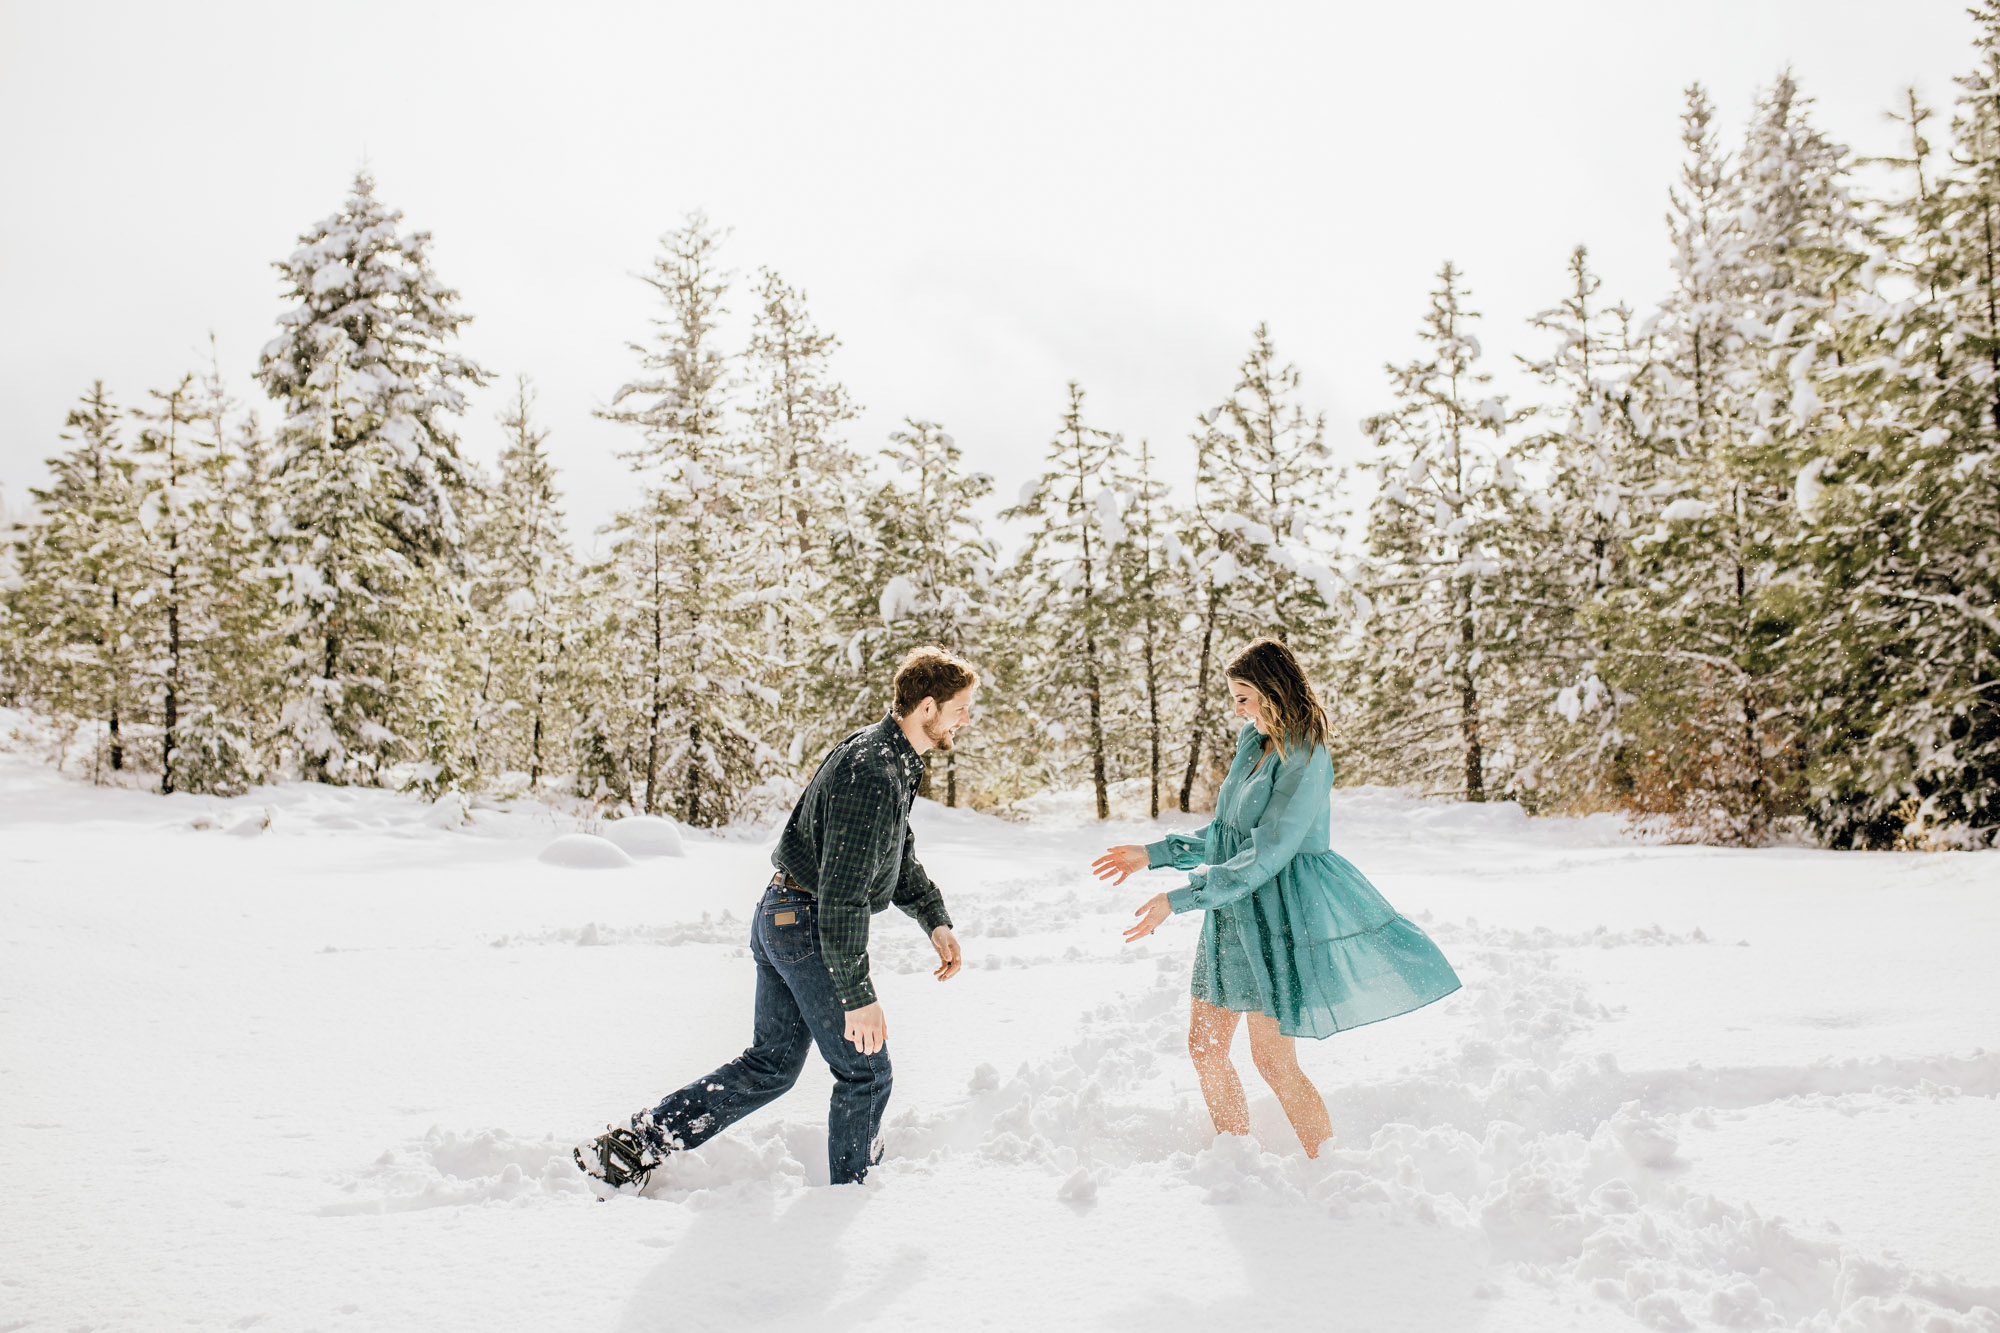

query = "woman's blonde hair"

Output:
[[1225, 637, 1329, 764]]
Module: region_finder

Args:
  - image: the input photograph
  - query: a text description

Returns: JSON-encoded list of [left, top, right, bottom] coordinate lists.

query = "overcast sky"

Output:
[[0, 1, 1975, 549]]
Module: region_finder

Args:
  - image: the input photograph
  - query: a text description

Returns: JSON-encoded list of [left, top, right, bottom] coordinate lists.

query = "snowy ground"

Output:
[[3, 751, 1997, 1333]]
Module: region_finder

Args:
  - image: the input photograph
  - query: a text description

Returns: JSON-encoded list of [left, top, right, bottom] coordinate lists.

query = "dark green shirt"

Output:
[[772, 716, 952, 1011]]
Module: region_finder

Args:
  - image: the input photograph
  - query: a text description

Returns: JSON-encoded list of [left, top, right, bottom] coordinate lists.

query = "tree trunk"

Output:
[[685, 717, 702, 825], [1178, 580, 1220, 813], [108, 586, 124, 772], [1085, 630, 1108, 820], [529, 711, 544, 788], [946, 750, 957, 808], [1459, 586, 1484, 801], [162, 566, 180, 795], [1741, 686, 1764, 838], [1984, 195, 2000, 437], [644, 562, 664, 815], [1143, 627, 1161, 820]]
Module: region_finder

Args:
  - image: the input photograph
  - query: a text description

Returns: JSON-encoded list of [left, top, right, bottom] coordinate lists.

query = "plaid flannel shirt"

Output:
[[772, 716, 952, 1011]]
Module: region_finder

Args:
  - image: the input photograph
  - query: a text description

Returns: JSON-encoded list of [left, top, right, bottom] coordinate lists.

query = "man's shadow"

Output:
[[616, 1186, 925, 1332]]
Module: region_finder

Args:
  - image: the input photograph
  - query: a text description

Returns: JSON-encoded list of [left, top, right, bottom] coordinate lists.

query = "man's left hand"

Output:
[[930, 926, 963, 981]]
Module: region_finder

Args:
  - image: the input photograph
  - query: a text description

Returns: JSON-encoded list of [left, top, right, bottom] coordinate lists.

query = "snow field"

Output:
[[1, 753, 1996, 1332]]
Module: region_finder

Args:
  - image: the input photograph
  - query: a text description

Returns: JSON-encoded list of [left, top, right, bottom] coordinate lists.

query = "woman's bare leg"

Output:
[[1247, 1013, 1333, 1157], [1187, 998, 1248, 1137]]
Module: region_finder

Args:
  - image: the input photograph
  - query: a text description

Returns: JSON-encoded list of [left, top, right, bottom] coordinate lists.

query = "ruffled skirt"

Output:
[[1190, 846, 1461, 1040]]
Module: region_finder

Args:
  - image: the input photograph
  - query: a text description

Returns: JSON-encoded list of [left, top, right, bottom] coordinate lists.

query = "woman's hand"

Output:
[[1124, 892, 1172, 943], [1091, 844, 1149, 886]]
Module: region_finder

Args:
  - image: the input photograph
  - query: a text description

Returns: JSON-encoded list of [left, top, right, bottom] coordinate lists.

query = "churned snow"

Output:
[[1, 750, 1996, 1332]]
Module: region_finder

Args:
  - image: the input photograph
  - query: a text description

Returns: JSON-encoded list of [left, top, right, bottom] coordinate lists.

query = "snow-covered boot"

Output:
[[573, 1124, 662, 1192]]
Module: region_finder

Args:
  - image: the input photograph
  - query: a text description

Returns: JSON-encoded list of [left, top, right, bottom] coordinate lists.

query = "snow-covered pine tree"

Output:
[[1355, 263, 1519, 801], [0, 482, 23, 706], [1000, 382, 1125, 819], [194, 346, 287, 780], [741, 268, 864, 770], [126, 372, 271, 793], [254, 170, 490, 789], [1167, 329, 1345, 808], [598, 212, 775, 824], [562, 545, 638, 810], [1793, 35, 2000, 846], [1169, 518, 1262, 814], [1190, 324, 1346, 653], [9, 384, 145, 776], [1507, 245, 1661, 807], [1609, 75, 1859, 841], [865, 419, 996, 805], [1109, 435, 1183, 818], [467, 376, 575, 790]]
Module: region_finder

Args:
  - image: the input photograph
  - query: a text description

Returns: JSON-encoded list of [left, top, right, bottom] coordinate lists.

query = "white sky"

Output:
[[0, 1, 1974, 550]]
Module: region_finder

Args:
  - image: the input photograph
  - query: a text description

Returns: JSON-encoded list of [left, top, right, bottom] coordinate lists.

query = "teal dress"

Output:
[[1145, 724, 1461, 1039]]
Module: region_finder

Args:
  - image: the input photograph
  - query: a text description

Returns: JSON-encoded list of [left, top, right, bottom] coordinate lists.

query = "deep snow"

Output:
[[2, 751, 1996, 1332]]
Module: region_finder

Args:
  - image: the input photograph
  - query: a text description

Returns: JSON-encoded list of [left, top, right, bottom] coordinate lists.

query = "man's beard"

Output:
[[924, 715, 957, 751]]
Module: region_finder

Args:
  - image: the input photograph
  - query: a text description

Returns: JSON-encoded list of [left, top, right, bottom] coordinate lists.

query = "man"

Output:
[[575, 645, 977, 1191]]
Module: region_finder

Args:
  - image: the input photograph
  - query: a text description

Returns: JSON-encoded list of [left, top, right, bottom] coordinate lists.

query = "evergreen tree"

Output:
[[865, 419, 995, 805], [1190, 324, 1344, 651], [599, 213, 774, 824], [1609, 75, 1859, 841], [127, 372, 270, 793], [741, 268, 863, 769], [1001, 382, 1124, 819], [1795, 39, 2000, 845], [254, 170, 490, 788], [1109, 436, 1181, 818], [1356, 263, 1517, 800], [0, 483, 23, 706], [1508, 246, 1660, 806], [10, 384, 144, 776], [468, 376, 575, 789]]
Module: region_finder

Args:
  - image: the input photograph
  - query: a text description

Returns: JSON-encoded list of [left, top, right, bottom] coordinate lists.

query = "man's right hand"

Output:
[[844, 1001, 887, 1055]]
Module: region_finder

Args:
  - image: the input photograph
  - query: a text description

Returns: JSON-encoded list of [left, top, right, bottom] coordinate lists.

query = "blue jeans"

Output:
[[638, 882, 892, 1184]]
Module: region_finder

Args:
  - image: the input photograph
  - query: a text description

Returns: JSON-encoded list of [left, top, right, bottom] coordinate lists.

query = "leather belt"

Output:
[[769, 869, 812, 897]]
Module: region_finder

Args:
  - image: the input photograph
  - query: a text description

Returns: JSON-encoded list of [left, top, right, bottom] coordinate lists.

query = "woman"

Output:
[[1092, 638, 1461, 1157]]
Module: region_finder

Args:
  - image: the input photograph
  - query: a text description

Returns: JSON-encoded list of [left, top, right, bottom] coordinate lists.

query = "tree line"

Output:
[[4, 16, 1998, 847]]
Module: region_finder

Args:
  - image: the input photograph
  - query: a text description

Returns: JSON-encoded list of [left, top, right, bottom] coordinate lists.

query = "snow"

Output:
[[537, 832, 636, 868], [600, 814, 685, 859], [878, 573, 920, 624], [1794, 456, 1828, 518], [2, 752, 1996, 1331]]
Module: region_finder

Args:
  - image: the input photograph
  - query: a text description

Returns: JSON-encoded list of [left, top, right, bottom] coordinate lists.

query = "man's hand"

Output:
[[930, 926, 963, 981], [844, 1001, 887, 1055]]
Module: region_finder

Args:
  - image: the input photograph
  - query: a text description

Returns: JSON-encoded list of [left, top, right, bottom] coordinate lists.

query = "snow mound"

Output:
[[600, 814, 684, 858], [224, 808, 272, 837], [322, 1127, 591, 1214], [536, 834, 633, 869]]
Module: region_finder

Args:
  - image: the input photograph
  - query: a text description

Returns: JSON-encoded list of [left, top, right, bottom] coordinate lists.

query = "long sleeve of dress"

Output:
[[1145, 827, 1210, 870], [1165, 747, 1331, 914]]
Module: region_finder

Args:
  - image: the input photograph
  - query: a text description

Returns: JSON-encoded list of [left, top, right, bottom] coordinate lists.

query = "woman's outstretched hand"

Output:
[[1124, 893, 1171, 943], [1092, 844, 1149, 885]]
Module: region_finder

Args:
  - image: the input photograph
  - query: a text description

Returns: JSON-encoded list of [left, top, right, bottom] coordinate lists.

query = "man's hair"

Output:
[[891, 645, 980, 718]]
